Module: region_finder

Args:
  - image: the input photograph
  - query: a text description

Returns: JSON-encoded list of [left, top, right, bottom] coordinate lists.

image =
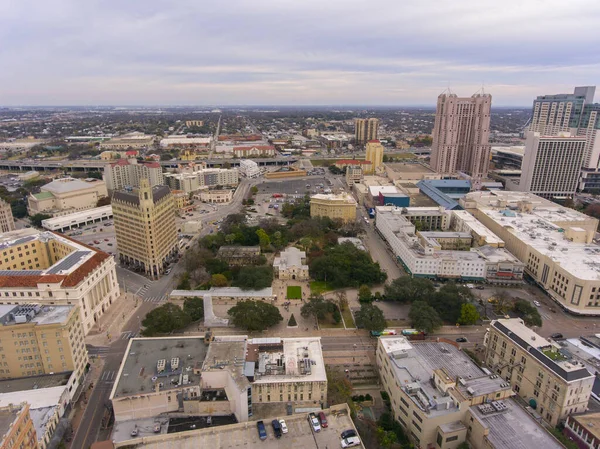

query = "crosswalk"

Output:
[[120, 331, 138, 340], [143, 295, 168, 303], [100, 370, 117, 384], [87, 346, 110, 358]]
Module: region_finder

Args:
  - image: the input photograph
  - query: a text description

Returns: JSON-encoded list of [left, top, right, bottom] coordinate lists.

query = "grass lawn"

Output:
[[286, 286, 302, 299], [543, 349, 566, 361], [318, 316, 344, 329], [341, 307, 356, 328], [393, 153, 417, 159], [310, 159, 336, 167], [310, 281, 333, 294]]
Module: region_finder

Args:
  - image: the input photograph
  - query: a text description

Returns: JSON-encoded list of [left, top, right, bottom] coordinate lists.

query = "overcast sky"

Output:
[[1, 0, 599, 106]]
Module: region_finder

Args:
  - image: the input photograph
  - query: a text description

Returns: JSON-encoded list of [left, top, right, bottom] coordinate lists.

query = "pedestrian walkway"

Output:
[[85, 293, 143, 347], [100, 370, 117, 384], [143, 294, 168, 303], [120, 330, 137, 340]]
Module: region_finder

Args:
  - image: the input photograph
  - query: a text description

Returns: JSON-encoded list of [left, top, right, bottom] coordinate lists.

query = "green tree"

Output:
[[256, 228, 271, 250], [210, 273, 228, 287], [250, 186, 259, 195], [227, 300, 283, 331], [457, 443, 470, 449], [141, 303, 191, 336], [428, 283, 472, 323], [458, 303, 480, 325], [376, 427, 397, 449], [183, 297, 204, 321], [354, 303, 386, 332], [358, 284, 373, 303], [232, 266, 273, 290], [160, 152, 173, 161], [513, 299, 543, 327], [409, 301, 442, 334], [176, 272, 191, 290], [384, 277, 435, 303], [301, 294, 336, 321], [29, 213, 52, 228]]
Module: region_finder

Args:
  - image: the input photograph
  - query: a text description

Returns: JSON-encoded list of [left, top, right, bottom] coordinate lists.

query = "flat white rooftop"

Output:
[[41, 205, 112, 230], [480, 208, 600, 280], [452, 210, 504, 246]]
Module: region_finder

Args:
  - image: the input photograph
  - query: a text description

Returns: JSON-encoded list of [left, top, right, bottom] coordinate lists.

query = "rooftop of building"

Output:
[[470, 399, 562, 449], [0, 229, 110, 289], [0, 384, 66, 410], [569, 412, 600, 439], [111, 337, 208, 399], [30, 406, 58, 443], [112, 185, 171, 206], [245, 337, 326, 384], [368, 185, 400, 196], [338, 237, 366, 251], [478, 206, 600, 280], [491, 145, 525, 155], [160, 137, 211, 145], [379, 337, 485, 417], [41, 205, 112, 229], [0, 304, 73, 327], [417, 180, 465, 210], [0, 372, 72, 394], [386, 162, 435, 174], [41, 177, 105, 194], [310, 193, 357, 204], [273, 247, 307, 270], [110, 405, 357, 449], [202, 335, 249, 391], [451, 210, 504, 246], [233, 145, 274, 151], [217, 245, 261, 256], [491, 319, 593, 382]]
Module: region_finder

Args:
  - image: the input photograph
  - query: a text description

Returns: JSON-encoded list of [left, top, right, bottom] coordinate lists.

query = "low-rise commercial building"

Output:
[[345, 165, 364, 186], [451, 210, 504, 248], [462, 191, 600, 315], [0, 403, 38, 449], [99, 133, 155, 151], [41, 205, 113, 232], [171, 190, 193, 214], [416, 179, 471, 210], [27, 178, 108, 217], [0, 229, 120, 333], [112, 180, 178, 279], [0, 200, 15, 234], [377, 336, 563, 449], [376, 206, 524, 282], [273, 247, 309, 280], [216, 246, 261, 266], [310, 193, 357, 223], [159, 137, 211, 150], [103, 159, 164, 191], [563, 412, 600, 449], [238, 159, 261, 178], [484, 318, 595, 425], [232, 146, 275, 158], [196, 189, 233, 204], [110, 335, 326, 426]]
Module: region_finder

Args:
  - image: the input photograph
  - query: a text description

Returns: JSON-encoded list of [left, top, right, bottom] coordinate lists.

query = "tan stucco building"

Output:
[[0, 229, 120, 333], [0, 200, 15, 234], [0, 304, 88, 385], [355, 118, 379, 145], [112, 180, 178, 279], [197, 189, 233, 204], [365, 140, 384, 174], [310, 193, 357, 223], [27, 178, 108, 217], [377, 336, 563, 449], [462, 191, 600, 315], [103, 158, 164, 191], [484, 319, 594, 426], [273, 247, 309, 280]]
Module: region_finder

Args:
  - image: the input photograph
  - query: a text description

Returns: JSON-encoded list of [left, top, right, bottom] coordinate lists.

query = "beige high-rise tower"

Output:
[[430, 92, 492, 179], [112, 179, 178, 279], [0, 199, 15, 233], [355, 118, 379, 145], [365, 140, 384, 174]]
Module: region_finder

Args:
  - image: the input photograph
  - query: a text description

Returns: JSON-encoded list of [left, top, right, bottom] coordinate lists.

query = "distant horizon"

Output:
[[0, 104, 532, 110]]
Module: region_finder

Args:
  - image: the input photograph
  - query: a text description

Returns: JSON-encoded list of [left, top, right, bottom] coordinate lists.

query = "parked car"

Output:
[[308, 413, 321, 432], [456, 337, 468, 343], [279, 419, 288, 434], [271, 419, 282, 438], [551, 333, 564, 339], [318, 412, 328, 428], [341, 436, 361, 448], [341, 429, 357, 440], [476, 285, 485, 290], [256, 421, 267, 440], [94, 240, 100, 244], [533, 300, 541, 307]]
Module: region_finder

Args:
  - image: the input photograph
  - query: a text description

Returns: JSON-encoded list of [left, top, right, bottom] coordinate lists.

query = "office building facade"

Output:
[[112, 180, 178, 279], [355, 118, 379, 145], [0, 200, 15, 234], [430, 92, 492, 179], [518, 132, 587, 198], [310, 193, 357, 223], [484, 319, 594, 426]]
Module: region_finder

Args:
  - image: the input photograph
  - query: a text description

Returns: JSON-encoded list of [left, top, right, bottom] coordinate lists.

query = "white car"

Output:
[[533, 300, 541, 307], [279, 419, 288, 434], [308, 413, 321, 432], [341, 436, 361, 448]]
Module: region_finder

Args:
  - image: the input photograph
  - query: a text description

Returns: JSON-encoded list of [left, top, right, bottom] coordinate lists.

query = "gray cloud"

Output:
[[1, 0, 599, 105]]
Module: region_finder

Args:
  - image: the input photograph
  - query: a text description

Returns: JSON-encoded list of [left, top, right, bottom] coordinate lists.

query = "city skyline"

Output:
[[1, 0, 599, 106]]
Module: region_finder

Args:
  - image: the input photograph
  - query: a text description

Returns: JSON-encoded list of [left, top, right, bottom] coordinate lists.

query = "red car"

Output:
[[93, 240, 100, 244], [318, 412, 328, 428]]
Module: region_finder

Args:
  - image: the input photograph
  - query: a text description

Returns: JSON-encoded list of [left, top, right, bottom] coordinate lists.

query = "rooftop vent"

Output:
[[157, 359, 166, 373]]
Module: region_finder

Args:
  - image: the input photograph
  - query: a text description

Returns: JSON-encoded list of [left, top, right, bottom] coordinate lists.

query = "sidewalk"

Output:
[[86, 292, 143, 347]]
